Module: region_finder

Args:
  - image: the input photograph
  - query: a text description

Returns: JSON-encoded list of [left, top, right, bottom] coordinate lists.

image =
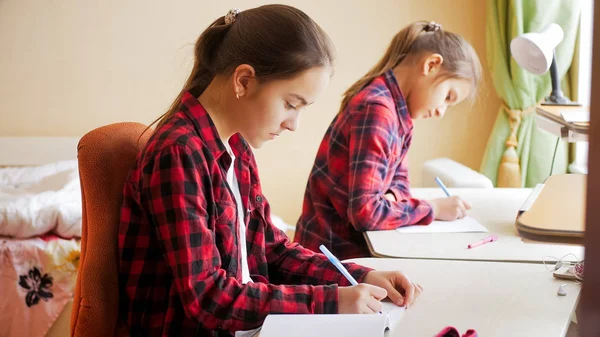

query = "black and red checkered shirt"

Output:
[[118, 92, 373, 336], [295, 70, 434, 260]]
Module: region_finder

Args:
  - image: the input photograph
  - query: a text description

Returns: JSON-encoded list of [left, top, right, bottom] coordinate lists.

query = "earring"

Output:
[[236, 93, 240, 99]]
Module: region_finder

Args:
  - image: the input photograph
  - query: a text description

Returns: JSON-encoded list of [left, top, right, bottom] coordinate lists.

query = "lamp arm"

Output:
[[549, 50, 564, 100]]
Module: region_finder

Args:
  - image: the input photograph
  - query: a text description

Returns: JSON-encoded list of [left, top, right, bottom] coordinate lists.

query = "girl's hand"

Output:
[[430, 196, 472, 221], [338, 283, 387, 314], [363, 270, 423, 308]]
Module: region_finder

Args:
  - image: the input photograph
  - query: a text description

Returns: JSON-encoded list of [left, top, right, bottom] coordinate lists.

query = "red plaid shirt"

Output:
[[118, 92, 373, 337], [295, 70, 434, 260]]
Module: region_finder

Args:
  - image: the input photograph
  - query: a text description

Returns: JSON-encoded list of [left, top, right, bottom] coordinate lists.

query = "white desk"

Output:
[[347, 258, 580, 337], [364, 188, 584, 263]]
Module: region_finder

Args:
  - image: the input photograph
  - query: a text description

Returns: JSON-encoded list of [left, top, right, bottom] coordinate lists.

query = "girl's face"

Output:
[[232, 66, 331, 148], [405, 54, 472, 120]]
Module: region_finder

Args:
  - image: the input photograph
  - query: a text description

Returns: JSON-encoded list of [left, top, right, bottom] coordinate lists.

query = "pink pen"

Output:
[[467, 235, 498, 249]]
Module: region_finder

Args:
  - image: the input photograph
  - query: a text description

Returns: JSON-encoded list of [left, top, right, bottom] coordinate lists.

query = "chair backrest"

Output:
[[71, 122, 150, 337]]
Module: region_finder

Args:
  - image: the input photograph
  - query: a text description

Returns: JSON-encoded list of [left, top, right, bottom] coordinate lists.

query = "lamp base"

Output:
[[541, 101, 582, 106], [541, 95, 582, 107]]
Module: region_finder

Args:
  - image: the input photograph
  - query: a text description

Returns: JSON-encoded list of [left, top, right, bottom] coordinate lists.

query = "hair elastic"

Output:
[[225, 8, 241, 25]]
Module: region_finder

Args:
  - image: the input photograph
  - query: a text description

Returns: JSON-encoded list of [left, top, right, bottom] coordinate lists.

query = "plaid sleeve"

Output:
[[260, 198, 373, 286], [387, 154, 412, 200], [145, 145, 344, 332], [387, 139, 434, 225], [347, 103, 433, 231]]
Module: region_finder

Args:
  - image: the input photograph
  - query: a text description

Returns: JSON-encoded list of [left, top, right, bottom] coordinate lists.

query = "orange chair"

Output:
[[71, 123, 150, 337]]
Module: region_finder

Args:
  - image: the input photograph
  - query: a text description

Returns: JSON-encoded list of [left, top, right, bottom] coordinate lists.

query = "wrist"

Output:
[[363, 270, 376, 284], [429, 199, 439, 218]]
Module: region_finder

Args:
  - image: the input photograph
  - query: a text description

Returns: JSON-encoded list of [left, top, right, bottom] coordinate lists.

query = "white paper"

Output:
[[381, 302, 406, 330], [256, 302, 406, 337], [560, 110, 589, 123], [259, 314, 387, 337], [235, 327, 261, 337], [395, 216, 488, 234]]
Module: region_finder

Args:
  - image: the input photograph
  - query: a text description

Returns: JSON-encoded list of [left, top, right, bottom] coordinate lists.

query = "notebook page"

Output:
[[382, 302, 406, 330], [259, 314, 387, 337], [395, 216, 488, 234]]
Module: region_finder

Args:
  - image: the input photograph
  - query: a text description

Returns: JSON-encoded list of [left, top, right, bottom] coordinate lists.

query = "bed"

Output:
[[0, 136, 81, 337]]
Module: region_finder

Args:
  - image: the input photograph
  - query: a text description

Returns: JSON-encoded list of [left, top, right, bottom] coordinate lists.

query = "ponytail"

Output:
[[340, 20, 482, 112], [145, 5, 334, 135], [150, 16, 231, 131]]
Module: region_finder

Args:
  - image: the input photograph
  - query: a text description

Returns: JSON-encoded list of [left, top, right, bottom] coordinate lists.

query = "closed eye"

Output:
[[285, 102, 298, 110]]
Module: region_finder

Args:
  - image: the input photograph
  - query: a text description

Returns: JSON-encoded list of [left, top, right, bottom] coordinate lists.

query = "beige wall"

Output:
[[0, 0, 500, 225]]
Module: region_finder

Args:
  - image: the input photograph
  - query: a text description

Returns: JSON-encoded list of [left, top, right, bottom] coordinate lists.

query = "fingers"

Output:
[[394, 273, 415, 308], [383, 280, 405, 306], [458, 205, 467, 219], [413, 282, 423, 302], [452, 204, 465, 220], [415, 283, 423, 292], [364, 283, 388, 301], [358, 284, 385, 314], [462, 198, 472, 210], [364, 296, 383, 314], [458, 198, 471, 219], [454, 197, 469, 219]]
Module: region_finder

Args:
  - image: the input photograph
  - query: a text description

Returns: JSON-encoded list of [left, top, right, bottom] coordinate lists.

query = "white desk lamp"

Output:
[[510, 23, 580, 106], [509, 25, 586, 245]]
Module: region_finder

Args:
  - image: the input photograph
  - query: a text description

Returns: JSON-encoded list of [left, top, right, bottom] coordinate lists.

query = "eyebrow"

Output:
[[290, 93, 313, 106]]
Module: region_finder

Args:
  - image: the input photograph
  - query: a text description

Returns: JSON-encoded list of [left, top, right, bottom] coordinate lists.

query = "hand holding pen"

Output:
[[320, 245, 422, 312], [430, 177, 472, 221], [320, 245, 387, 314]]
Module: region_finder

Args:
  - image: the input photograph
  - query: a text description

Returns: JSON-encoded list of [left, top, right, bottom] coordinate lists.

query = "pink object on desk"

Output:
[[434, 326, 478, 337], [467, 235, 498, 249]]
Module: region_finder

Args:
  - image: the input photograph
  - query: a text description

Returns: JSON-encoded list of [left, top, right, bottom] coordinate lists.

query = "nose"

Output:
[[436, 105, 447, 118], [282, 113, 300, 132]]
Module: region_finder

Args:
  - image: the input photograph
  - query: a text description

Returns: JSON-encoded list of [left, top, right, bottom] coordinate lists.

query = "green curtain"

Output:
[[480, 0, 581, 187]]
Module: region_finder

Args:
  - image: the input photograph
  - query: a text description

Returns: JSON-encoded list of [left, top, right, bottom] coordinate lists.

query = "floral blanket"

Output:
[[0, 235, 80, 337]]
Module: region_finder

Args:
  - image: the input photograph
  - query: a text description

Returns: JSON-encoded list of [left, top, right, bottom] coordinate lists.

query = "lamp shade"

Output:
[[510, 23, 564, 75]]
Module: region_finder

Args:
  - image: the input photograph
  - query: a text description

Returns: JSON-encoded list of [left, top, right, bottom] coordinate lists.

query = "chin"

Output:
[[246, 138, 265, 149], [238, 131, 262, 149]]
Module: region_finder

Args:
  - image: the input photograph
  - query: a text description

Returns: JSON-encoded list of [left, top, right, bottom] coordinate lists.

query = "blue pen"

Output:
[[435, 176, 452, 197], [319, 245, 359, 285], [319, 244, 383, 314]]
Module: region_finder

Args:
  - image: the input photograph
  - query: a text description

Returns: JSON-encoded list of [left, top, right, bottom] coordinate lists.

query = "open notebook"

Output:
[[395, 216, 488, 234], [241, 302, 405, 337]]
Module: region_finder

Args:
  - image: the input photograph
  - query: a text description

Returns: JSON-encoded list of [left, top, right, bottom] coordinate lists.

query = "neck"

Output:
[[198, 75, 236, 142], [392, 61, 418, 101]]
